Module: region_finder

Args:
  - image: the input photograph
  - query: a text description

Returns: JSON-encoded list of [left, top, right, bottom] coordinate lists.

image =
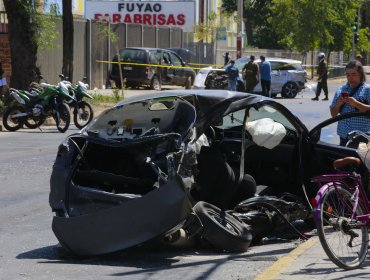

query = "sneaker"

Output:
[[322, 97, 329, 101], [312, 97, 318, 101]]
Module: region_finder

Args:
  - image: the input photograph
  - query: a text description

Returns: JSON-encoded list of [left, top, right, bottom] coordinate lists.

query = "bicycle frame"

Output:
[[311, 172, 370, 224]]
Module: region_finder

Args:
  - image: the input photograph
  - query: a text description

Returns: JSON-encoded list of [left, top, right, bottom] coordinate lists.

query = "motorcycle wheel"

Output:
[[193, 201, 252, 252], [73, 101, 94, 129], [24, 116, 45, 129], [2, 106, 25, 131], [53, 103, 71, 133]]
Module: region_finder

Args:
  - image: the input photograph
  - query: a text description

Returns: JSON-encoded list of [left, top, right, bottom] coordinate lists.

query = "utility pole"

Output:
[[236, 0, 243, 59], [351, 8, 360, 59]]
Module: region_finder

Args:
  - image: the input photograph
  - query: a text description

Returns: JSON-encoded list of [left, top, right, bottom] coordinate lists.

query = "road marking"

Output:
[[254, 237, 318, 280]]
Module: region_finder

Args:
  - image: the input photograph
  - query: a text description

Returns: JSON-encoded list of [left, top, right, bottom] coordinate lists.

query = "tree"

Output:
[[3, 0, 38, 89], [221, 0, 281, 48], [62, 0, 74, 82], [96, 23, 125, 97]]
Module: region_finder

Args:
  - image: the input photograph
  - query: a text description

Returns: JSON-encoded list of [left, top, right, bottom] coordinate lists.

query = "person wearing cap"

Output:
[[356, 54, 365, 65], [223, 52, 230, 66], [242, 55, 259, 93], [312, 52, 329, 101], [259, 55, 271, 97]]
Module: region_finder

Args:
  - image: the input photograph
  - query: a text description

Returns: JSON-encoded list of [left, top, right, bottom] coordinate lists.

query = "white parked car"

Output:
[[193, 57, 307, 98]]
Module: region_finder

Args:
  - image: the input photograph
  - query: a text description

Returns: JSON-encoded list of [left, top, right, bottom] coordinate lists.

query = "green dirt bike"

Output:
[[2, 81, 74, 132], [59, 74, 94, 129]]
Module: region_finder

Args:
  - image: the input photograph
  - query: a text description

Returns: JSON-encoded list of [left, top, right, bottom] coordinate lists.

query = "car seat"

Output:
[[193, 146, 256, 209]]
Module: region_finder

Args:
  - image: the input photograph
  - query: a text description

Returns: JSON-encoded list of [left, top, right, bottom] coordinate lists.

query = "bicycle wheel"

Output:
[[316, 185, 368, 269]]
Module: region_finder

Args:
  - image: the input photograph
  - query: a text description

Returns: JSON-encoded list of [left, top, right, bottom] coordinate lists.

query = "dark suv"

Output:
[[110, 47, 196, 90]]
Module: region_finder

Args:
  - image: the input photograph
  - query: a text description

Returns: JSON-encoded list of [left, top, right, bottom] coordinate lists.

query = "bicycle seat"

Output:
[[333, 157, 361, 169]]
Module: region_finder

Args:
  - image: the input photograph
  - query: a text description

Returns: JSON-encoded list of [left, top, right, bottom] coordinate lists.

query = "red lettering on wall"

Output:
[[124, 14, 132, 23], [133, 14, 142, 24], [112, 14, 121, 23], [94, 14, 102, 20], [157, 14, 166, 25], [176, 14, 185, 25], [143, 14, 152, 25], [167, 14, 176, 25]]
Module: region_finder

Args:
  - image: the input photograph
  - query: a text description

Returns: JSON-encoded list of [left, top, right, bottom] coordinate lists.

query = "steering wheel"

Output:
[[204, 126, 216, 145]]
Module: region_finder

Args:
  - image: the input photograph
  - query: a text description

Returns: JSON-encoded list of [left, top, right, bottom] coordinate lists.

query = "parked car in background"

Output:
[[110, 47, 196, 90], [193, 57, 307, 98], [167, 48, 193, 63]]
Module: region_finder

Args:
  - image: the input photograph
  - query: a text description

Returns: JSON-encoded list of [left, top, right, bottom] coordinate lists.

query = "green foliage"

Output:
[[221, 0, 237, 15], [194, 12, 222, 42], [96, 22, 125, 97], [269, 0, 361, 53], [112, 78, 126, 101], [34, 14, 59, 51], [356, 28, 370, 53], [24, 0, 60, 51]]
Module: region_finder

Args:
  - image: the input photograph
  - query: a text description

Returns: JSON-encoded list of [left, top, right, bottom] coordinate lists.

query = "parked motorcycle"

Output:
[[59, 74, 94, 129], [2, 81, 74, 132]]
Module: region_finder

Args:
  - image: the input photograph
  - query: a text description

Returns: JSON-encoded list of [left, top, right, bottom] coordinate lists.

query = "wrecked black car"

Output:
[[49, 89, 369, 256]]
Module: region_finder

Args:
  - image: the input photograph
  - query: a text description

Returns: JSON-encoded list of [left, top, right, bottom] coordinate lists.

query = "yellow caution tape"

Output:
[[188, 62, 223, 67], [96, 60, 223, 71]]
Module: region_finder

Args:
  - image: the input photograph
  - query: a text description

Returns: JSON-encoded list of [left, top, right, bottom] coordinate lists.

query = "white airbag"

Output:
[[246, 118, 287, 149]]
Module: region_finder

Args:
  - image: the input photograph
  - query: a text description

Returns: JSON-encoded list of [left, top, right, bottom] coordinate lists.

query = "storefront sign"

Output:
[[85, 0, 195, 31]]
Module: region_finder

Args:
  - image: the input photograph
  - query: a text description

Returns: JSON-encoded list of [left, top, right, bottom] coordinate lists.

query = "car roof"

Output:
[[114, 89, 268, 107], [237, 56, 302, 64], [119, 47, 170, 52], [113, 89, 272, 133]]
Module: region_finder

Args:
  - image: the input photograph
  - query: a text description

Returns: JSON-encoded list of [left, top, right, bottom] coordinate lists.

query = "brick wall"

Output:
[[0, 33, 11, 84]]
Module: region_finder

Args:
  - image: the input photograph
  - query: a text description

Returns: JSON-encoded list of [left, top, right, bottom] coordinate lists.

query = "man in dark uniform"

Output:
[[223, 52, 230, 66], [242, 55, 259, 93], [312, 52, 329, 101]]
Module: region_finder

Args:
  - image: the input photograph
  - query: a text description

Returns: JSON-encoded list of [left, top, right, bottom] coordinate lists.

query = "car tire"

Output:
[[150, 76, 161, 91], [115, 79, 122, 89], [193, 201, 252, 252], [281, 82, 298, 98], [185, 76, 192, 89]]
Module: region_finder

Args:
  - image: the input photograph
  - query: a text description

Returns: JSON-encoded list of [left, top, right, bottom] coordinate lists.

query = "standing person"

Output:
[[223, 52, 230, 66], [312, 52, 329, 101], [330, 60, 370, 146], [225, 59, 239, 91], [242, 55, 259, 93], [259, 55, 271, 97], [356, 54, 365, 65]]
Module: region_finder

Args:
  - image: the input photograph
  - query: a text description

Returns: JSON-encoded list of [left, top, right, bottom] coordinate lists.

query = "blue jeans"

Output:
[[228, 79, 237, 91]]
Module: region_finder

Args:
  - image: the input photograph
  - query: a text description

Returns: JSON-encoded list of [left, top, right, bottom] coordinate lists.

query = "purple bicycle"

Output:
[[311, 133, 370, 270]]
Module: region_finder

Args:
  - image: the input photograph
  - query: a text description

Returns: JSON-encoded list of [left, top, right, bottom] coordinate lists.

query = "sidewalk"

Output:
[[256, 235, 370, 279]]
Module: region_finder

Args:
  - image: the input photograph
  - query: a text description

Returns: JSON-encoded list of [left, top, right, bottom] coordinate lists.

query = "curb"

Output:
[[254, 237, 318, 280]]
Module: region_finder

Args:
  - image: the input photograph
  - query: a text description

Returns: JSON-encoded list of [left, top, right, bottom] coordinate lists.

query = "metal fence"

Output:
[[88, 21, 189, 88], [34, 18, 196, 88]]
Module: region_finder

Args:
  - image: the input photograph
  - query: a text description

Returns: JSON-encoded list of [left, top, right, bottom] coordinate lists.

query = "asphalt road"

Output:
[[0, 77, 358, 280]]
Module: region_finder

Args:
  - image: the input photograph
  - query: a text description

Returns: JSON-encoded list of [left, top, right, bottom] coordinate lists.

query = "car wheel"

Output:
[[150, 76, 161, 91], [193, 201, 252, 252], [115, 79, 122, 89], [281, 82, 298, 98], [184, 76, 192, 89]]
